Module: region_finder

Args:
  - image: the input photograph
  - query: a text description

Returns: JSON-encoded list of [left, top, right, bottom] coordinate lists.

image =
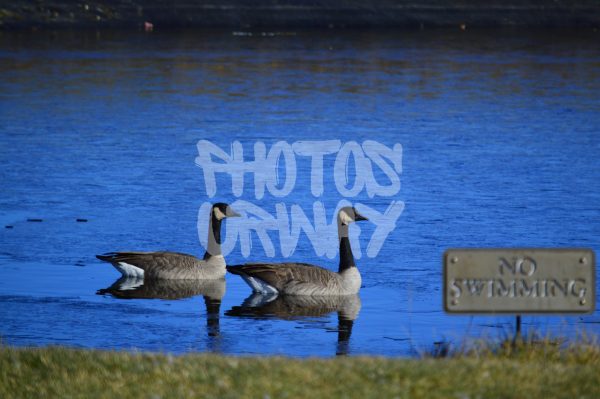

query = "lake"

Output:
[[1, 28, 599, 356]]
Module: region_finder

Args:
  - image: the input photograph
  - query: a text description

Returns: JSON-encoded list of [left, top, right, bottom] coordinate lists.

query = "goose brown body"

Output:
[[227, 262, 361, 296], [96, 251, 226, 280]]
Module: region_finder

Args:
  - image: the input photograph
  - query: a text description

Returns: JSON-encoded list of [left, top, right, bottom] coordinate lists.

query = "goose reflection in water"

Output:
[[97, 277, 225, 341], [226, 294, 360, 356]]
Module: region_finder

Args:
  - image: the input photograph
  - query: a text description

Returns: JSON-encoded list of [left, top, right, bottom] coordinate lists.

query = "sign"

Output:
[[444, 248, 595, 314]]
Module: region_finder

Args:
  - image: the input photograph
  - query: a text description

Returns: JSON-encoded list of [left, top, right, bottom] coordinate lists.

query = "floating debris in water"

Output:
[[5, 225, 13, 229], [383, 336, 410, 342], [478, 324, 504, 329], [76, 218, 88, 222], [27, 218, 43, 222], [232, 31, 295, 37]]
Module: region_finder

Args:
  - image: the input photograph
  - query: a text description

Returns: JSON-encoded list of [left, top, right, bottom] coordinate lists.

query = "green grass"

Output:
[[1, 340, 599, 399]]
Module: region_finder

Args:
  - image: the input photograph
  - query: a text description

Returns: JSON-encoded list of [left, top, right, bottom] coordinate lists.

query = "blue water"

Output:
[[1, 29, 599, 356]]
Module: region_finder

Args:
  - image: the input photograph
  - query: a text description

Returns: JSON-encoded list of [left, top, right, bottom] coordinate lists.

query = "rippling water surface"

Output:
[[1, 29, 599, 356]]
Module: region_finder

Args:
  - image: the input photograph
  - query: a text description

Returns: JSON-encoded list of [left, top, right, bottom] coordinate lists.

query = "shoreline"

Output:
[[1, 1, 600, 31]]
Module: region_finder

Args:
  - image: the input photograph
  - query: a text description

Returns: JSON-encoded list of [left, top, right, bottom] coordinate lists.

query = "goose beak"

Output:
[[354, 211, 368, 222], [226, 207, 241, 218]]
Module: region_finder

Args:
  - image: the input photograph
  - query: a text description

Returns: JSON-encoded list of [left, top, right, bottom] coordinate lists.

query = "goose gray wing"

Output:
[[227, 263, 338, 292], [96, 251, 203, 279]]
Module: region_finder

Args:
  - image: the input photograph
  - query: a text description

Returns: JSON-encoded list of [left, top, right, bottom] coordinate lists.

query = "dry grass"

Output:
[[1, 339, 599, 399]]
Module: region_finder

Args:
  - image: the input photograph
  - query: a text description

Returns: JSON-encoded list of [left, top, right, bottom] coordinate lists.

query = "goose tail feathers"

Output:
[[96, 252, 119, 262]]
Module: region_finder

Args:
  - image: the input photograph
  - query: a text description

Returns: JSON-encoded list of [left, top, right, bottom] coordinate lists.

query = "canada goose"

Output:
[[96, 203, 239, 280], [227, 206, 368, 295], [226, 293, 361, 355], [97, 277, 225, 337]]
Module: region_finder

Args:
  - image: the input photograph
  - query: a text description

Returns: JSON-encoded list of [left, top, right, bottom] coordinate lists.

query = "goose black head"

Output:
[[212, 203, 241, 220], [338, 206, 368, 226]]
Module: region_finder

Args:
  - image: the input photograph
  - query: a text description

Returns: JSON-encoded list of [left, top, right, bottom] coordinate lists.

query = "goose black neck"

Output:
[[203, 213, 222, 260], [338, 236, 356, 272]]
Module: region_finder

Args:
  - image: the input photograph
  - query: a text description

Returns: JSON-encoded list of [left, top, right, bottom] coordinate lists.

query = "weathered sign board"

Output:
[[444, 248, 595, 314]]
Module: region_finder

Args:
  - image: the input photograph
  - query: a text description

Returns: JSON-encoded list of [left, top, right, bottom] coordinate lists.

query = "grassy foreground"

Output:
[[1, 342, 600, 399]]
